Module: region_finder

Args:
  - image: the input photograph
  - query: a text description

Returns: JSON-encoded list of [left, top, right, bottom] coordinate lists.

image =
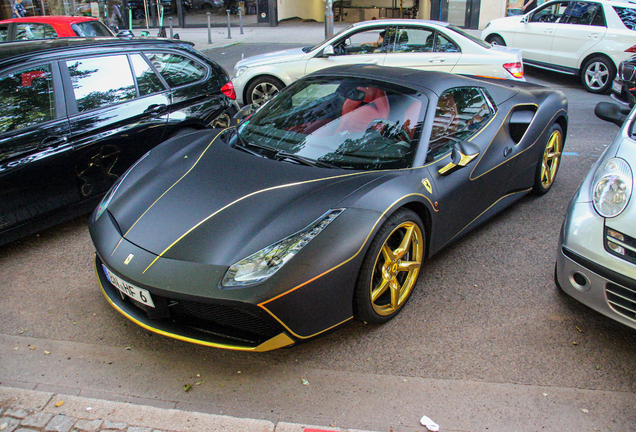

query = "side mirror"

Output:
[[233, 103, 258, 122], [116, 30, 134, 38], [323, 45, 335, 57], [595, 102, 631, 127], [521, 15, 529, 23], [438, 139, 481, 176], [173, 33, 180, 39]]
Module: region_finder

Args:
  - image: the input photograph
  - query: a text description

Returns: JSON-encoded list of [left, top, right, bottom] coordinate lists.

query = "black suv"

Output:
[[612, 56, 636, 107], [0, 38, 238, 245]]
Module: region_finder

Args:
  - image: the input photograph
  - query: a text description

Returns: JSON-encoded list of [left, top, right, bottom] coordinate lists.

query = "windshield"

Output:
[[236, 77, 426, 171], [306, 25, 353, 52], [448, 25, 492, 48]]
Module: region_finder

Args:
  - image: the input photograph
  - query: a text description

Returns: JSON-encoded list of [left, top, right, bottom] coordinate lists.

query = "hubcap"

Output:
[[251, 82, 280, 106], [370, 221, 423, 316], [585, 61, 609, 90], [540, 129, 562, 189]]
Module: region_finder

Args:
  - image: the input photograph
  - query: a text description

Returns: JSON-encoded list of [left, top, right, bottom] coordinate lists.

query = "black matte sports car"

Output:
[[90, 65, 568, 351]]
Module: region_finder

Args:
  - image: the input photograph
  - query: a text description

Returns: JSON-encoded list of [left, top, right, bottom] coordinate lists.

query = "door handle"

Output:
[[544, 29, 553, 34], [144, 104, 167, 115], [429, 57, 446, 63], [40, 135, 68, 148], [504, 146, 513, 157], [363, 59, 379, 64], [587, 33, 599, 39]]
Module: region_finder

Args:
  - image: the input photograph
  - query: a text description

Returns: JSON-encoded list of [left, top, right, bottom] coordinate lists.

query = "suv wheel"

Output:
[[246, 76, 285, 106], [581, 56, 616, 94]]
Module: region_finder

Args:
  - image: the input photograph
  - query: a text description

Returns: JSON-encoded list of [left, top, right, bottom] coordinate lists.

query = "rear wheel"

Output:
[[533, 123, 563, 195], [245, 76, 285, 106], [487, 35, 506, 46], [581, 56, 615, 94], [354, 209, 425, 324]]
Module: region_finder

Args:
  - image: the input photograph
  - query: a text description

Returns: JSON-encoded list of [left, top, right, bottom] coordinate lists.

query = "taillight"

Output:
[[625, 45, 636, 53], [503, 61, 524, 79], [221, 81, 236, 100]]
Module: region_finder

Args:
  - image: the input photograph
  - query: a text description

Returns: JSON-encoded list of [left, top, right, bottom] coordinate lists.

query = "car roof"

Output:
[[0, 37, 196, 68], [0, 16, 101, 25], [349, 19, 451, 29], [307, 64, 525, 103]]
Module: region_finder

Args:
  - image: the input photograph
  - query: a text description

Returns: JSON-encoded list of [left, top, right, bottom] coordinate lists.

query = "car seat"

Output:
[[337, 86, 390, 133]]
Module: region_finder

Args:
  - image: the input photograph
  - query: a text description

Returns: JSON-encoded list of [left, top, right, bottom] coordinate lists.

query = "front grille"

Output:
[[606, 282, 636, 322]]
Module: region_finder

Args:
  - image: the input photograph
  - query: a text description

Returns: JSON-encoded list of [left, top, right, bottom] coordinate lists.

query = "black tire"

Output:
[[487, 34, 506, 46], [580, 56, 616, 94], [533, 123, 563, 195], [245, 76, 285, 106], [354, 208, 425, 324]]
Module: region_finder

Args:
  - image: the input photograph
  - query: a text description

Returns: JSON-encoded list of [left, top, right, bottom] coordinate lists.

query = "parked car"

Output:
[[90, 65, 567, 351], [556, 102, 636, 330], [0, 16, 115, 42], [481, 0, 636, 94], [232, 19, 525, 106], [611, 55, 636, 107], [0, 38, 238, 246]]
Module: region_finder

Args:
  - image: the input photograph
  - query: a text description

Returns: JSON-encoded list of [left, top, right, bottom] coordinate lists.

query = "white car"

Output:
[[232, 19, 524, 106], [481, 0, 636, 94]]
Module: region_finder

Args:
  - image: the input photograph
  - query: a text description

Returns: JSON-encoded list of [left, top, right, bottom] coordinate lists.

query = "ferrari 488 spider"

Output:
[[90, 65, 568, 351]]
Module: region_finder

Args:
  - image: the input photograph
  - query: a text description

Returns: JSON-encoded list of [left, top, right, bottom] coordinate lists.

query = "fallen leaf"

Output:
[[29, 346, 35, 350], [184, 384, 192, 392], [301, 378, 309, 386], [55, 401, 64, 407], [0, 422, 8, 431], [576, 326, 584, 333], [86, 407, 92, 412], [543, 393, 548, 397], [125, 347, 132, 350], [44, 351, 51, 355], [195, 381, 204, 386], [582, 408, 589, 413], [572, 342, 579, 345], [237, 371, 241, 374]]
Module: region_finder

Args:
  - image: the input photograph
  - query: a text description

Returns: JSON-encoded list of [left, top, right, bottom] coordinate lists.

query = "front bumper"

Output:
[[556, 200, 636, 330]]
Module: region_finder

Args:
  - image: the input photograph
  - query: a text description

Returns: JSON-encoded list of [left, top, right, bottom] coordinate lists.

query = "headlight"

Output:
[[592, 157, 633, 218], [94, 151, 150, 220], [221, 209, 345, 288], [233, 66, 248, 79]]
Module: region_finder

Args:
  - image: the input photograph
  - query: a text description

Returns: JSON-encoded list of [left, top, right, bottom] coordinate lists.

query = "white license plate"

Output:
[[102, 265, 155, 308], [612, 80, 622, 94]]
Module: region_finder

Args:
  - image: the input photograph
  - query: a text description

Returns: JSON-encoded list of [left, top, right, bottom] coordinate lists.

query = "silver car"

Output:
[[232, 19, 525, 106], [556, 102, 636, 329]]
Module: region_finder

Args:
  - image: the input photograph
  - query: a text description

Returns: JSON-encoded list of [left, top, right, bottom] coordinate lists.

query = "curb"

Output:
[[0, 385, 379, 432]]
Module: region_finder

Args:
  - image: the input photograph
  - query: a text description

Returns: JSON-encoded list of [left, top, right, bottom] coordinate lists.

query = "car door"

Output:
[[62, 52, 170, 200], [423, 87, 515, 251], [513, 1, 570, 63], [383, 26, 461, 73], [305, 26, 391, 76], [550, 1, 607, 69], [0, 62, 75, 233]]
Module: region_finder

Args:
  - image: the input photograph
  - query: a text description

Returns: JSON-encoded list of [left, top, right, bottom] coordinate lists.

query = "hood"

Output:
[[488, 15, 524, 29], [235, 47, 309, 69], [107, 130, 384, 266]]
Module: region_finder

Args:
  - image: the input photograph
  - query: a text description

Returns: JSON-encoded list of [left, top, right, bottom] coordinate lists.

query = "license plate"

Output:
[[102, 265, 155, 308], [612, 80, 622, 94]]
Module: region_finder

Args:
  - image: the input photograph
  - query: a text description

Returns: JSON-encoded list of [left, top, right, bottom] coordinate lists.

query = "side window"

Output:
[[530, 2, 569, 23], [562, 2, 602, 25], [144, 52, 207, 87], [0, 65, 56, 134], [613, 6, 636, 30], [434, 33, 460, 53], [335, 28, 393, 55], [130, 54, 165, 96], [0, 25, 9, 42], [71, 21, 113, 37], [16, 23, 58, 40], [427, 87, 494, 161], [392, 27, 435, 53], [67, 55, 136, 112]]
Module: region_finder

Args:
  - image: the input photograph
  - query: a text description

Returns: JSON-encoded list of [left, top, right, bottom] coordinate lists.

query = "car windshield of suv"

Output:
[[236, 77, 425, 171]]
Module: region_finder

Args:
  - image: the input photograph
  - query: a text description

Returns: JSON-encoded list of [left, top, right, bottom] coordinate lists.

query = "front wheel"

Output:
[[245, 76, 285, 106], [533, 123, 563, 195], [487, 35, 506, 46], [354, 208, 425, 324], [581, 56, 616, 94]]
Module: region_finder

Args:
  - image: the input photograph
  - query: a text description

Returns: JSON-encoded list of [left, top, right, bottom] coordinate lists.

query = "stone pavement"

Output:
[[0, 386, 379, 432]]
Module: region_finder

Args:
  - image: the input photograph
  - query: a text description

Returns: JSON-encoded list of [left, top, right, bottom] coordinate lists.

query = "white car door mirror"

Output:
[[323, 45, 335, 57]]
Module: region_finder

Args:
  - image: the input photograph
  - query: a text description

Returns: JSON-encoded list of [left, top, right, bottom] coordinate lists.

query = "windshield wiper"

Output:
[[275, 150, 338, 169]]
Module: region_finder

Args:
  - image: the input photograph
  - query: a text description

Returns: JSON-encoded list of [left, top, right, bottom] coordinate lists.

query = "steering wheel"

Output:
[[334, 43, 347, 55], [537, 13, 555, 22]]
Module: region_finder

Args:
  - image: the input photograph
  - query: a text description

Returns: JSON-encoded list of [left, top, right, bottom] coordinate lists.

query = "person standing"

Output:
[[521, 0, 537, 12], [13, 0, 26, 17]]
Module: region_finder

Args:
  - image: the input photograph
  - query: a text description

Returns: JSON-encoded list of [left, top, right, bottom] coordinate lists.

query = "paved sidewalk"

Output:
[[0, 386, 379, 432]]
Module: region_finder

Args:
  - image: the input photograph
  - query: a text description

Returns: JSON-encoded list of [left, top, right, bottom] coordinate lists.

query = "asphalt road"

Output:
[[1, 45, 635, 432]]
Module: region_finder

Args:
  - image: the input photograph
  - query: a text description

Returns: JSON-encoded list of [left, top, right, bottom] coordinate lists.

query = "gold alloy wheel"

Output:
[[540, 128, 563, 189], [370, 221, 424, 316]]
